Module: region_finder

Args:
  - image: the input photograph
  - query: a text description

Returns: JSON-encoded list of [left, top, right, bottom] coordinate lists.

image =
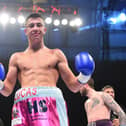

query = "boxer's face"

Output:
[[103, 88, 115, 98], [25, 17, 47, 45]]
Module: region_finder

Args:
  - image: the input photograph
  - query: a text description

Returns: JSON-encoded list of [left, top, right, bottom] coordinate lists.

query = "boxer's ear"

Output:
[[24, 28, 28, 35], [43, 27, 47, 34], [24, 28, 26, 33], [44, 27, 47, 33]]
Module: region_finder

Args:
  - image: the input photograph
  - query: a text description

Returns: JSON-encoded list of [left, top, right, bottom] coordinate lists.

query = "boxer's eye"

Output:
[[27, 23, 43, 28], [27, 23, 34, 28], [36, 23, 43, 27]]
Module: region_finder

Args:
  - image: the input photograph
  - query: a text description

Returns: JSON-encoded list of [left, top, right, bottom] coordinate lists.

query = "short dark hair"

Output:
[[87, 78, 94, 89], [101, 85, 115, 92], [25, 13, 44, 25]]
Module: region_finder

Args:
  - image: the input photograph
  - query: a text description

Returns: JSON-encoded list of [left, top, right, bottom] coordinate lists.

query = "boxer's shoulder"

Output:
[[42, 48, 62, 55], [52, 48, 63, 54], [54, 48, 67, 59], [10, 52, 21, 61], [9, 52, 25, 66], [11, 52, 25, 59]]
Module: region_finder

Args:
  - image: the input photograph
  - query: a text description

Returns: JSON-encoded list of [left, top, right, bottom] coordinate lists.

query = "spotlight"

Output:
[[0, 13, 9, 25], [74, 18, 82, 26], [69, 20, 75, 27], [107, 17, 117, 24], [45, 17, 52, 24], [119, 13, 126, 22], [10, 17, 16, 24], [17, 15, 25, 24], [53, 19, 60, 26], [61, 19, 68, 25]]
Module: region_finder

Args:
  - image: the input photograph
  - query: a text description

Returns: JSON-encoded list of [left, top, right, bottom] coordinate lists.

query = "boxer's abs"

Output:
[[18, 69, 59, 87]]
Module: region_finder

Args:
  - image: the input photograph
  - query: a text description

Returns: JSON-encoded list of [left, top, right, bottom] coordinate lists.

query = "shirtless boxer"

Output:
[[80, 79, 126, 126], [0, 13, 95, 126], [102, 85, 126, 126], [102, 85, 119, 126]]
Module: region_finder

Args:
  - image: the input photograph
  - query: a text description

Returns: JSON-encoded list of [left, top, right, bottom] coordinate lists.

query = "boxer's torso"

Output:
[[85, 92, 110, 122], [14, 47, 62, 87]]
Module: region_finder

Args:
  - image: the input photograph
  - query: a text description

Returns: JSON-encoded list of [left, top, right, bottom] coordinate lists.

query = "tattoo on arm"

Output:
[[102, 93, 126, 125]]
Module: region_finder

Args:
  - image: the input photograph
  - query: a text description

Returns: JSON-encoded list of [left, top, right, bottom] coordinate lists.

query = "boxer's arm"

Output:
[[102, 93, 126, 126], [55, 49, 82, 93], [0, 53, 18, 97]]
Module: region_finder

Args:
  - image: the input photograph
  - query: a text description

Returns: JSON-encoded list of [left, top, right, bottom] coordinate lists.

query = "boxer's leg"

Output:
[[11, 101, 28, 126]]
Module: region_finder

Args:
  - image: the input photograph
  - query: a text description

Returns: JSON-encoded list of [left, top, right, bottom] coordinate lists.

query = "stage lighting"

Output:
[[10, 17, 16, 24], [61, 19, 68, 25], [118, 13, 126, 22], [0, 13, 9, 25], [107, 17, 117, 24], [69, 20, 75, 27], [74, 18, 82, 26], [17, 15, 25, 24], [53, 19, 60, 26], [45, 17, 52, 24]]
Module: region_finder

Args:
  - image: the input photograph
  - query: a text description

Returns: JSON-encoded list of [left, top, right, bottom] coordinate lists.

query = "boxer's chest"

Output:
[[17, 52, 58, 71]]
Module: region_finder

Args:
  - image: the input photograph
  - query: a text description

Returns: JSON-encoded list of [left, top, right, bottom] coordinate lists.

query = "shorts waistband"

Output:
[[88, 119, 111, 126], [14, 86, 63, 104]]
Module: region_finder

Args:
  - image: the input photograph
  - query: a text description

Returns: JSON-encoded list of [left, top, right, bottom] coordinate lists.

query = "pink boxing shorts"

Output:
[[11, 87, 69, 126]]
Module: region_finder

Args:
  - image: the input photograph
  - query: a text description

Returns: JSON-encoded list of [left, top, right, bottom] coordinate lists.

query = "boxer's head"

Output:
[[87, 78, 94, 89], [25, 13, 44, 26], [24, 13, 47, 35], [24, 13, 47, 49], [80, 78, 95, 96], [102, 85, 115, 98]]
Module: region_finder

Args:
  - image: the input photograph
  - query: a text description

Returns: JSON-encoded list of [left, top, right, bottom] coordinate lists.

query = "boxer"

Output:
[[0, 13, 95, 126], [80, 78, 126, 126], [102, 85, 125, 126]]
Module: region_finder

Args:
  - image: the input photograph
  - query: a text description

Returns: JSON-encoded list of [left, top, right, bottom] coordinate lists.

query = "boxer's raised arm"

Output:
[[0, 53, 18, 97]]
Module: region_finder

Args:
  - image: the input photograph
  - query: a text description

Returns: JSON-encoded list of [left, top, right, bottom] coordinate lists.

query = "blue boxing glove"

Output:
[[0, 63, 5, 90], [75, 52, 95, 84]]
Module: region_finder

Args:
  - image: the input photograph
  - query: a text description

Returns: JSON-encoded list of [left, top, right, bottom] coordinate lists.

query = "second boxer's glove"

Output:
[[75, 52, 95, 84]]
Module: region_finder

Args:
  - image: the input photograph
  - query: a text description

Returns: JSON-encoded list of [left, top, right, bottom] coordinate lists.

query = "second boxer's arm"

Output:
[[0, 54, 18, 97], [102, 93, 126, 126]]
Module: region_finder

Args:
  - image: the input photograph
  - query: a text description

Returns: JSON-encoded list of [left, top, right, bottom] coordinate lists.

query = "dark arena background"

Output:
[[0, 0, 126, 126]]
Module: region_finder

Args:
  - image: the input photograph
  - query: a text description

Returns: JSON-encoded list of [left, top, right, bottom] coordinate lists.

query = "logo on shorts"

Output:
[[27, 99, 48, 114], [12, 107, 19, 118], [15, 88, 37, 101], [11, 118, 22, 126]]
